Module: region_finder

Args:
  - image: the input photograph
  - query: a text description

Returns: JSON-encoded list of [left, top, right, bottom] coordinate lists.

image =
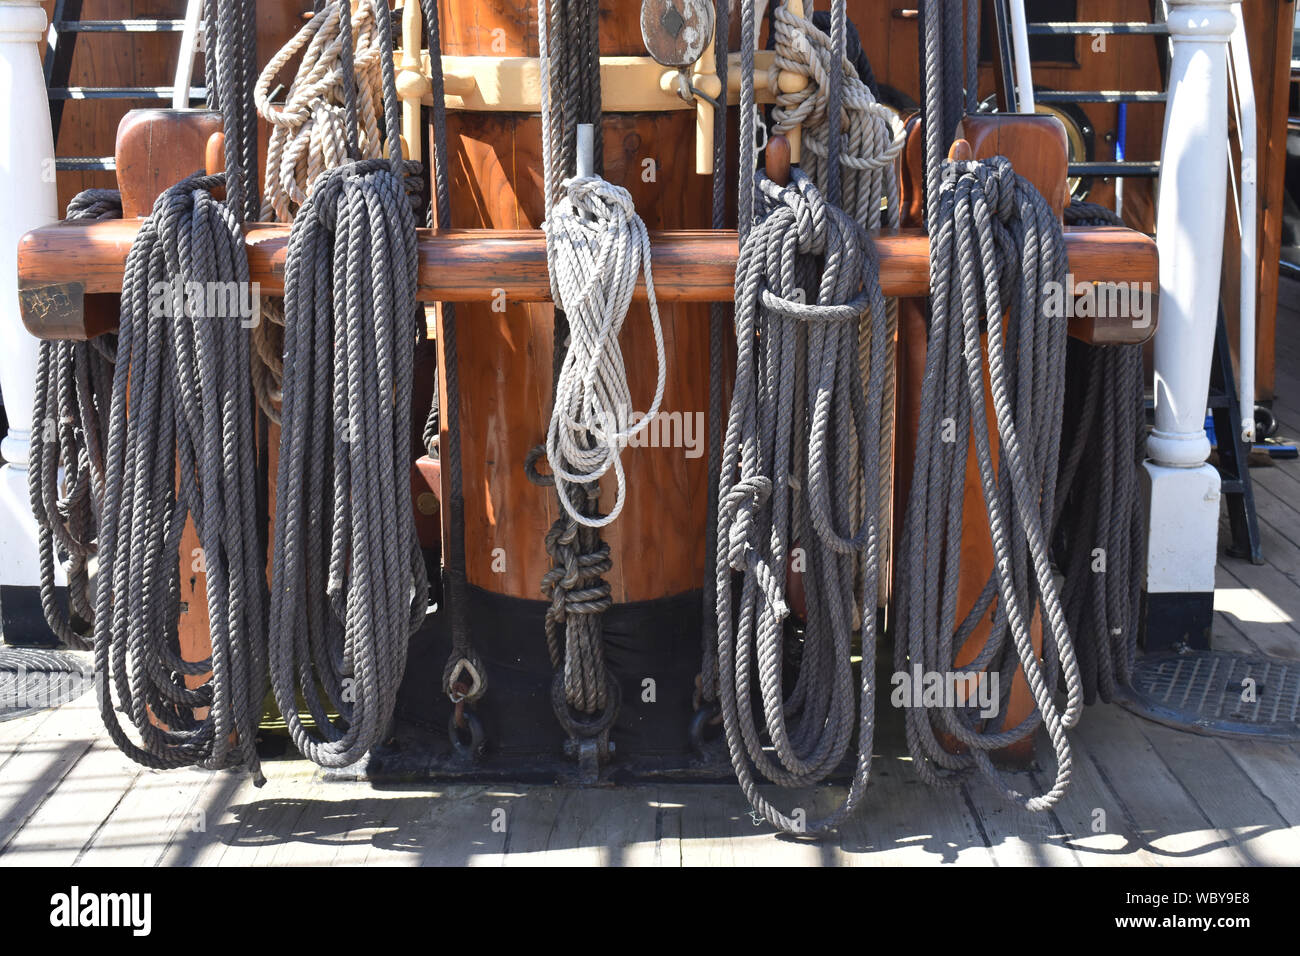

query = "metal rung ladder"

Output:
[[43, 0, 206, 173], [1017, 5, 1172, 183]]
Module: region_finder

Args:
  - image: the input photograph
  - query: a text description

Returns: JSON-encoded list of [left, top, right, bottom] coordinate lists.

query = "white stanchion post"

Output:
[[0, 0, 61, 645], [1142, 0, 1237, 649]]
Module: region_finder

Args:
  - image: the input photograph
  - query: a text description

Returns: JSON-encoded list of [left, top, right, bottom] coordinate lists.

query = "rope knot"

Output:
[[721, 476, 773, 572]]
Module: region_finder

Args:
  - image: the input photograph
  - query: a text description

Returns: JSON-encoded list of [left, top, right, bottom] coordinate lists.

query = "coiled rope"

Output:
[[92, 0, 266, 776], [894, 155, 1082, 811], [542, 180, 666, 529], [269, 0, 428, 768], [256, 0, 386, 223], [768, 5, 904, 606], [714, 0, 889, 835], [528, 0, 640, 741], [29, 189, 122, 650], [250, 0, 389, 424], [1055, 200, 1146, 704], [94, 172, 267, 776]]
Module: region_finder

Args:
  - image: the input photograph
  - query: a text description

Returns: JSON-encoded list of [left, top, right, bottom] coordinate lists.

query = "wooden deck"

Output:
[[2, 297, 1299, 868]]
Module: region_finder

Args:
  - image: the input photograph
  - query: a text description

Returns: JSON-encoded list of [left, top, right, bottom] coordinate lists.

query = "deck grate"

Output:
[[1118, 651, 1300, 742]]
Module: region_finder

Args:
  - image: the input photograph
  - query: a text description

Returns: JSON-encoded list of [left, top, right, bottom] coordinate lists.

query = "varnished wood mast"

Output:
[[17, 221, 1157, 342]]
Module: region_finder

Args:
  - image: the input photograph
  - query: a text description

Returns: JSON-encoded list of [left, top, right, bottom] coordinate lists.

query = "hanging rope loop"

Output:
[[95, 172, 267, 779], [542, 174, 666, 529], [896, 152, 1082, 813]]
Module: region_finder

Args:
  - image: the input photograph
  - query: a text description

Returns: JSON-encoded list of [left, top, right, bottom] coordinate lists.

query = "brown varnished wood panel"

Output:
[[436, 0, 717, 601], [19, 221, 1158, 324]]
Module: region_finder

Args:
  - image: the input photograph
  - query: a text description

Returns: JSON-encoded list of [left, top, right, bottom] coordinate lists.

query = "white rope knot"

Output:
[[767, 5, 906, 225], [255, 0, 387, 222], [542, 175, 667, 529]]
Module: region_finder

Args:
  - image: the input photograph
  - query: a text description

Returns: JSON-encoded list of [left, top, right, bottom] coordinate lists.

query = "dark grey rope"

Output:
[[894, 156, 1082, 811], [94, 173, 266, 779], [29, 189, 122, 650], [713, 0, 887, 835], [269, 0, 428, 768], [1055, 200, 1145, 704], [920, 0, 966, 229], [716, 165, 888, 835], [207, 0, 260, 222], [419, 0, 488, 711], [700, 0, 730, 708]]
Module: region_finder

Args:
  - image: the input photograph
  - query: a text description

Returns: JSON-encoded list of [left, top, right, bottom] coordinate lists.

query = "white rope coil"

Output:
[[769, 5, 906, 228], [543, 176, 667, 529]]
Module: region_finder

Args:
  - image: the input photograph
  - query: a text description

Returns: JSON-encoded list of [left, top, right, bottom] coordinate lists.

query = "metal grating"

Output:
[[1118, 651, 1300, 742], [0, 647, 95, 723]]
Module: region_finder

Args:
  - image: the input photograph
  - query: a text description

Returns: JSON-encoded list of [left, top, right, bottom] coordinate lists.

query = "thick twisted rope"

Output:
[[699, 0, 731, 707], [769, 5, 905, 228], [532, 0, 623, 729], [543, 179, 666, 528], [249, 1, 387, 424], [768, 5, 903, 607], [256, 0, 386, 223], [94, 173, 267, 778], [269, 0, 428, 769], [894, 156, 1082, 812], [29, 190, 122, 650], [1055, 200, 1145, 703], [206, 0, 260, 223], [716, 167, 889, 835]]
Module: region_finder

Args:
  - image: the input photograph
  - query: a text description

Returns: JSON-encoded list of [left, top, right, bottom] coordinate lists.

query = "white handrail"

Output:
[[172, 0, 204, 110], [1229, 2, 1257, 443], [1007, 0, 1036, 113]]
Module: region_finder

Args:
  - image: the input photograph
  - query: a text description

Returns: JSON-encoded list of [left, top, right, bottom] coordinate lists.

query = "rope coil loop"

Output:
[[542, 175, 667, 529], [269, 0, 429, 769], [95, 173, 267, 778], [715, 165, 890, 835], [896, 154, 1082, 812], [29, 190, 123, 650]]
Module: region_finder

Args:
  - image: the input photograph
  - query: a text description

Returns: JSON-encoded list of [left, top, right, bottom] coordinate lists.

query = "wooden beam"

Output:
[[18, 222, 1159, 344]]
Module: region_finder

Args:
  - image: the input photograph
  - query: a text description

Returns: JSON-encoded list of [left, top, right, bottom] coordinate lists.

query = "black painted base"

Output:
[[1, 585, 61, 648], [1139, 590, 1214, 653], [364, 583, 736, 783]]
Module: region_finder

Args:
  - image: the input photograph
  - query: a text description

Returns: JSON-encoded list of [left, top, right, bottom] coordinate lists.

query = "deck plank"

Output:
[[1073, 704, 1248, 864], [1130, 719, 1300, 866]]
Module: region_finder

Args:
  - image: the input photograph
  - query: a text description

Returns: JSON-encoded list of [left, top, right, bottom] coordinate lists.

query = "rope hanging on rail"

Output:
[[713, 0, 890, 835], [1055, 200, 1146, 704], [29, 189, 123, 650], [91, 0, 267, 777], [528, 0, 662, 752], [94, 172, 268, 777], [894, 153, 1082, 812], [269, 0, 428, 768]]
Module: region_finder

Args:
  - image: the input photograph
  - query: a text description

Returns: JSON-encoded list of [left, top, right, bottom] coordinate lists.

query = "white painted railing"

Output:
[[0, 0, 61, 636], [1143, 0, 1238, 640]]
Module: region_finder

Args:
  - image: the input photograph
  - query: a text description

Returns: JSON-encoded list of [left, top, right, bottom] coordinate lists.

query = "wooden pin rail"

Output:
[[16, 221, 1158, 345]]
